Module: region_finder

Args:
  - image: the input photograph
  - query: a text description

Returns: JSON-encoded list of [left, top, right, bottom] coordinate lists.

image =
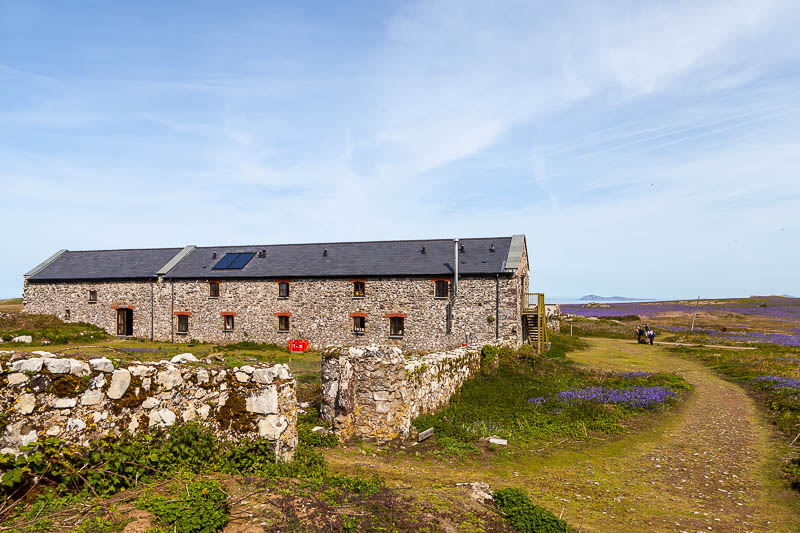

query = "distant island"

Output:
[[579, 295, 650, 302]]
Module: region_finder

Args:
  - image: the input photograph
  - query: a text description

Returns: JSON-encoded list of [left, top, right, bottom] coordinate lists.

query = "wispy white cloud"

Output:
[[1, 1, 799, 298]]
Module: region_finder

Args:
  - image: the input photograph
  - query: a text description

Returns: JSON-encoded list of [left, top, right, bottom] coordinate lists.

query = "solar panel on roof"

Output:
[[228, 252, 255, 269], [212, 252, 255, 270]]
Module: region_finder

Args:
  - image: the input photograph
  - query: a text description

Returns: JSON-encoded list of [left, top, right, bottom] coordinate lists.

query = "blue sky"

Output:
[[1, 1, 799, 300]]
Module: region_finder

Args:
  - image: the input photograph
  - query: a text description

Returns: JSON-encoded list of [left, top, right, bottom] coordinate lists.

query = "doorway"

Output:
[[116, 308, 133, 336]]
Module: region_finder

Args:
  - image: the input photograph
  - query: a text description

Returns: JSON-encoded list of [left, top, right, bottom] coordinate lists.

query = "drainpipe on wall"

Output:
[[150, 279, 154, 341], [495, 273, 499, 340], [453, 238, 459, 296], [170, 280, 174, 344]]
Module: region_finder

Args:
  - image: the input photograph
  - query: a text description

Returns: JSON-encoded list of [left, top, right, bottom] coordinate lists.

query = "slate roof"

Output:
[[164, 238, 513, 279], [26, 237, 521, 281], [26, 248, 183, 281]]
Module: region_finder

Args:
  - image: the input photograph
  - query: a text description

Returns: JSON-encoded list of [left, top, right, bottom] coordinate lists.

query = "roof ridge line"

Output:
[[192, 236, 513, 249]]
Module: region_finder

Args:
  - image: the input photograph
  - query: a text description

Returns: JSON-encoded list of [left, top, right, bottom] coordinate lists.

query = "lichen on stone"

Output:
[[48, 372, 86, 398], [112, 375, 147, 413], [215, 392, 256, 433]]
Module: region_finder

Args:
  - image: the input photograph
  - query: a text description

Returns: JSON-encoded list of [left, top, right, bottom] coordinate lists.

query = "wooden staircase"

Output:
[[522, 292, 549, 353], [524, 314, 542, 345]]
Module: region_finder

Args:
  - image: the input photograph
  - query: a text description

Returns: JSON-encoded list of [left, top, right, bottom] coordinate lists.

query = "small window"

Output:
[[389, 317, 404, 337], [353, 281, 365, 298], [88, 290, 97, 303], [223, 315, 235, 331], [209, 282, 220, 298], [278, 315, 290, 332], [65, 309, 71, 321], [353, 316, 366, 334], [177, 315, 189, 334], [434, 280, 449, 298], [278, 282, 289, 298]]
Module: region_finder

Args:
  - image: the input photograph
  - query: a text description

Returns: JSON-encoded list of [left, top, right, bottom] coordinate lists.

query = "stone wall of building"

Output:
[[0, 350, 297, 461], [319, 343, 487, 443], [24, 273, 525, 351], [22, 279, 175, 341]]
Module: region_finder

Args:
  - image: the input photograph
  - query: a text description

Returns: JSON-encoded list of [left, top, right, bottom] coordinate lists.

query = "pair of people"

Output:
[[635, 325, 656, 345]]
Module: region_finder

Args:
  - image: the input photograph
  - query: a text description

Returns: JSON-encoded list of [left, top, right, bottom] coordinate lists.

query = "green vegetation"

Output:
[[0, 313, 109, 345], [494, 487, 567, 532], [560, 316, 633, 339], [413, 334, 689, 448], [139, 480, 229, 533]]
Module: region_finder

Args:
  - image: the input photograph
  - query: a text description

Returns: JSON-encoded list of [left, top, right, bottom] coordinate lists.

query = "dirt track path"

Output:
[[326, 338, 800, 532]]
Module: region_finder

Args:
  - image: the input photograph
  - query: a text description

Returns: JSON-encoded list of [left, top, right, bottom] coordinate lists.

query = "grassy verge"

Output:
[[413, 334, 690, 447], [0, 313, 109, 345], [667, 343, 800, 489], [560, 317, 635, 339]]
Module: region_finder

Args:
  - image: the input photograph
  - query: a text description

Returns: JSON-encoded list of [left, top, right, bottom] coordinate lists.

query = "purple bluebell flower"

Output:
[[529, 385, 676, 409], [753, 376, 800, 390]]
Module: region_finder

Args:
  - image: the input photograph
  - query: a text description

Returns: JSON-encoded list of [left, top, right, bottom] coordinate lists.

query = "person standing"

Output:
[[636, 326, 643, 343], [647, 328, 656, 345]]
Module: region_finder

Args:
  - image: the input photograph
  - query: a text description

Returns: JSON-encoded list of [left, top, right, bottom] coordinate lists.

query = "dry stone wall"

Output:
[[0, 350, 297, 461], [320, 343, 490, 443]]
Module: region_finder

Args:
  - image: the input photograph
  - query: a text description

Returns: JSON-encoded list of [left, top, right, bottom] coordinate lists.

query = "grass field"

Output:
[[0, 298, 22, 314], [561, 295, 800, 346]]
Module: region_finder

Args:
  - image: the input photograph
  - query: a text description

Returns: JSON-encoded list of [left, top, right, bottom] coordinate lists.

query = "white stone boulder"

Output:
[[69, 359, 92, 377], [44, 358, 71, 374], [80, 389, 103, 406], [252, 367, 278, 384], [12, 335, 32, 343], [129, 365, 154, 377], [141, 397, 159, 409], [54, 398, 77, 409], [16, 393, 36, 414], [107, 369, 132, 399], [89, 357, 115, 373], [156, 368, 183, 390], [149, 408, 176, 428], [195, 368, 209, 385], [6, 373, 28, 386], [170, 353, 197, 364], [11, 358, 43, 373], [258, 414, 289, 439], [246, 386, 278, 415]]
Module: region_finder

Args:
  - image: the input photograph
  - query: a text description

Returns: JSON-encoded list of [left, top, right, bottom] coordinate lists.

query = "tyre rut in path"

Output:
[[325, 338, 800, 532]]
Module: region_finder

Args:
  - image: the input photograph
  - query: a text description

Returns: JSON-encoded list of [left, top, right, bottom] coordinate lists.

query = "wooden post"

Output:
[[538, 293, 545, 354], [690, 296, 700, 331]]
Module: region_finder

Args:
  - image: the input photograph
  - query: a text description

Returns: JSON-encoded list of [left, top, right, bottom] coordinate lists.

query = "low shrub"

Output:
[[413, 334, 687, 447], [0, 413, 341, 501], [0, 315, 109, 346], [494, 487, 567, 532], [139, 480, 228, 533]]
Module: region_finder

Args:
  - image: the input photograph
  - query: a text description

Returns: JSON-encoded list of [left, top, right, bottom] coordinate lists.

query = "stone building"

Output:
[[23, 235, 531, 351]]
